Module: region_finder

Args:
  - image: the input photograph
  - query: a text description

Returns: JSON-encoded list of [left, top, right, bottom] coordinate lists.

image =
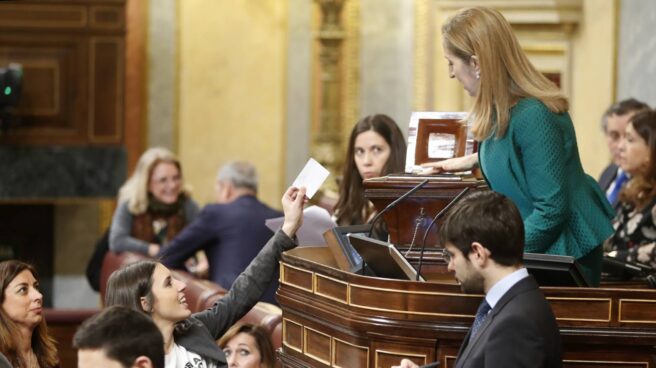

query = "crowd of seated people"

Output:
[[158, 161, 283, 305]]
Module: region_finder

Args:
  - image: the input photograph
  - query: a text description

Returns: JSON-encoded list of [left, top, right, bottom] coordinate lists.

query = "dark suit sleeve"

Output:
[[158, 207, 217, 269], [484, 313, 546, 367]]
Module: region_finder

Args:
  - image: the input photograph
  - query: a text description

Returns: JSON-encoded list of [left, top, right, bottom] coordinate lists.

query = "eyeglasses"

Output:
[[442, 249, 453, 264]]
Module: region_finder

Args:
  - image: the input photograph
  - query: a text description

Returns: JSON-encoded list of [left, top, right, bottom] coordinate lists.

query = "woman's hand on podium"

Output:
[[392, 359, 420, 368], [420, 153, 479, 174], [282, 186, 307, 238]]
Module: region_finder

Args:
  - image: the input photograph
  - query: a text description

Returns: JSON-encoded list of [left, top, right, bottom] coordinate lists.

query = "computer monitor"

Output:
[[347, 233, 424, 281], [523, 253, 589, 287], [323, 224, 371, 273]]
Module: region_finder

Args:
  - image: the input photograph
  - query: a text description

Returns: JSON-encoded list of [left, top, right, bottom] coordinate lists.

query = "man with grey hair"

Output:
[[598, 98, 649, 208], [159, 160, 283, 304]]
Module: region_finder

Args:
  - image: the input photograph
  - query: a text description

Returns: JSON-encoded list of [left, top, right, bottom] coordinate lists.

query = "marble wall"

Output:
[[617, 0, 656, 105], [0, 147, 125, 198], [360, 0, 414, 128]]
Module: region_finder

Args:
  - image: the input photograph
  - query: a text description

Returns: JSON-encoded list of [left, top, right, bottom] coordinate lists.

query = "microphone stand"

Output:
[[367, 179, 429, 238], [415, 187, 471, 281]]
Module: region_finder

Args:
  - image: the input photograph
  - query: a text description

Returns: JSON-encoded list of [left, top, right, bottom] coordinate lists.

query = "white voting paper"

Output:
[[265, 206, 336, 246], [291, 158, 329, 199]]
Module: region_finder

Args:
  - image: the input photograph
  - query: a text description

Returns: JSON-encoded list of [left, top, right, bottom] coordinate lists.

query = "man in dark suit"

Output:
[[599, 98, 649, 207], [394, 191, 562, 368], [159, 161, 282, 304]]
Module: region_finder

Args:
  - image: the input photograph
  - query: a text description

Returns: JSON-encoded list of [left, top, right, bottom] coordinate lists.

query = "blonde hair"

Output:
[[118, 147, 187, 215], [442, 7, 568, 140]]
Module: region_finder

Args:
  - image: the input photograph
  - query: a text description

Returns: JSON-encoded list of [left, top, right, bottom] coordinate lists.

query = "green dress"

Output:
[[479, 98, 614, 286]]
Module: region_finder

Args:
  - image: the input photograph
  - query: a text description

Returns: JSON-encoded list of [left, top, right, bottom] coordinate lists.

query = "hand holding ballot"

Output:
[[275, 158, 333, 241]]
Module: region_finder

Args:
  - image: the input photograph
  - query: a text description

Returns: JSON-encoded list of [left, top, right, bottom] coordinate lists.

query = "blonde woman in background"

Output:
[[109, 147, 208, 276]]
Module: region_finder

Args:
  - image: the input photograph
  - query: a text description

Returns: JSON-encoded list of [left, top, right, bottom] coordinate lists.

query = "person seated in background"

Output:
[[109, 147, 208, 277], [605, 109, 656, 269], [159, 161, 283, 304], [598, 98, 650, 208], [393, 191, 562, 368], [74, 306, 164, 368], [218, 323, 275, 368], [105, 186, 305, 368], [0, 260, 59, 368], [333, 114, 406, 239]]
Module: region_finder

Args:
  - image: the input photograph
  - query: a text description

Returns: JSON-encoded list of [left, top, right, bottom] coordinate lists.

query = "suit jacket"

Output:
[[479, 98, 614, 259], [598, 163, 627, 209], [159, 195, 282, 304], [598, 163, 618, 194], [454, 276, 562, 368]]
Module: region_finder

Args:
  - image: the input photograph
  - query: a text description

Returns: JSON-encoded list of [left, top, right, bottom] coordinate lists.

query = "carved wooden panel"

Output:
[[333, 338, 368, 368], [278, 248, 656, 368], [0, 1, 125, 145]]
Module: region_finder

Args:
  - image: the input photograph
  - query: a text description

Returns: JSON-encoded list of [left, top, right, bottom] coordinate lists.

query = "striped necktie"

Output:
[[469, 299, 491, 343]]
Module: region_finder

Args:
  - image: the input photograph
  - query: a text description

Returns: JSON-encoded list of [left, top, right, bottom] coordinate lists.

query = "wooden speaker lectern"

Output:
[[277, 175, 656, 368]]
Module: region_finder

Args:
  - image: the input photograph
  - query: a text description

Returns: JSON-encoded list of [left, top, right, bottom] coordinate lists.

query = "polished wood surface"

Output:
[[277, 247, 656, 368], [279, 175, 656, 367]]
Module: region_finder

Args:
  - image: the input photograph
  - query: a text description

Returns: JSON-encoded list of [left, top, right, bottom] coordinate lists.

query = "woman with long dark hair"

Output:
[[0, 260, 59, 368], [334, 114, 406, 231], [606, 109, 656, 268], [105, 186, 305, 368]]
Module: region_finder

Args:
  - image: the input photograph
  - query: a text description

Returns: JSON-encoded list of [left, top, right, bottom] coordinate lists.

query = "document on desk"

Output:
[[265, 206, 336, 246], [291, 158, 330, 199]]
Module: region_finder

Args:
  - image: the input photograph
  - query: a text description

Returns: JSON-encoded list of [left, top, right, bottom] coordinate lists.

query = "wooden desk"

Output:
[[277, 247, 656, 368], [363, 175, 487, 247]]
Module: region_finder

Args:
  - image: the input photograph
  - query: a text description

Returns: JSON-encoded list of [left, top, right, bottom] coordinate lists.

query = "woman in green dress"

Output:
[[422, 7, 613, 286]]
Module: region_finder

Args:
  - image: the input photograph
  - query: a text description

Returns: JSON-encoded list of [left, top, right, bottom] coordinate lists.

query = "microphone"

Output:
[[367, 179, 430, 238], [415, 187, 471, 281]]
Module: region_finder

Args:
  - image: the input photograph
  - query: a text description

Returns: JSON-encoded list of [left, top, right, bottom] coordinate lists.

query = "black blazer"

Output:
[[454, 276, 562, 368]]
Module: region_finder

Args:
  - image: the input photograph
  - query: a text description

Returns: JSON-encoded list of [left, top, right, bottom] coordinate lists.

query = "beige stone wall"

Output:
[[570, 0, 617, 179], [177, 0, 288, 207]]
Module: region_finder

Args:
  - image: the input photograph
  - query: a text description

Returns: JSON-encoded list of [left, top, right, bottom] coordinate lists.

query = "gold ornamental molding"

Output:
[[312, 0, 347, 190], [618, 299, 656, 324], [546, 297, 612, 323], [434, 0, 582, 26]]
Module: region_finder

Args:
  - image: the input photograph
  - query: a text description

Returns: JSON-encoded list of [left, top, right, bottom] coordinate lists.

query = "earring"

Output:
[[476, 70, 480, 80]]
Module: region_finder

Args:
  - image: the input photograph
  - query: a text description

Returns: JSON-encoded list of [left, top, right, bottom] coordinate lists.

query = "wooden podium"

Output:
[[277, 175, 656, 367], [277, 247, 656, 367]]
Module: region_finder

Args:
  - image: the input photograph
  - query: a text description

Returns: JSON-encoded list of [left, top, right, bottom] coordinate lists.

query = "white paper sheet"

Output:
[[265, 205, 336, 246], [291, 158, 330, 199]]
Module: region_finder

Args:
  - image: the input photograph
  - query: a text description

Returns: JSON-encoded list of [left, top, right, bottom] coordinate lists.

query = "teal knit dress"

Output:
[[478, 98, 614, 286]]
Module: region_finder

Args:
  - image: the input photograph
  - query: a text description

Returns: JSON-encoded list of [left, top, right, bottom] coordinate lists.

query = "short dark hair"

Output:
[[73, 306, 164, 368], [218, 323, 275, 368], [601, 98, 650, 131], [439, 190, 524, 266]]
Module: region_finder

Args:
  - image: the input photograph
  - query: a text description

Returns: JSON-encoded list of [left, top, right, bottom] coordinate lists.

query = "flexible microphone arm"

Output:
[[415, 187, 471, 281], [367, 179, 429, 238]]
